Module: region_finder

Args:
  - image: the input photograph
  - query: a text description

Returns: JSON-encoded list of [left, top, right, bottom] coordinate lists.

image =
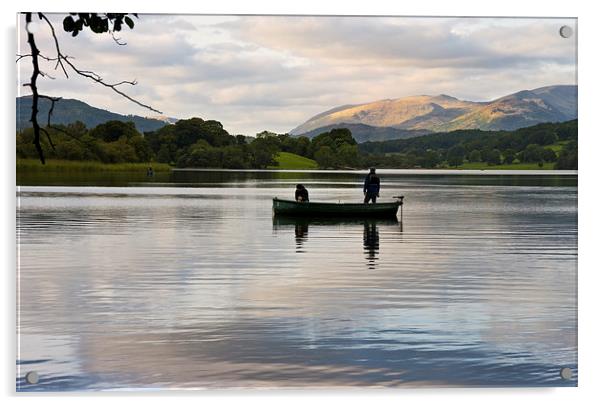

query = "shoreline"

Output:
[[16, 159, 576, 176], [172, 168, 577, 175], [16, 159, 172, 172]]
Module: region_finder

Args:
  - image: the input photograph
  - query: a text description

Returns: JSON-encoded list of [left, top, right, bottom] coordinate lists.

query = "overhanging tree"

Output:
[[18, 12, 161, 164]]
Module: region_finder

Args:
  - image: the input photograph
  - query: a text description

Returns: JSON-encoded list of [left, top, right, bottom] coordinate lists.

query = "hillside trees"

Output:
[[17, 120, 152, 163], [468, 149, 482, 163], [358, 120, 576, 168], [446, 145, 466, 167], [555, 140, 577, 169], [481, 149, 501, 165], [503, 149, 516, 164], [309, 128, 358, 168]]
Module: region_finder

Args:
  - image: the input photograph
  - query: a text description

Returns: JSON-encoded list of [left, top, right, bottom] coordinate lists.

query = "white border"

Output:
[[2, 1, 601, 404]]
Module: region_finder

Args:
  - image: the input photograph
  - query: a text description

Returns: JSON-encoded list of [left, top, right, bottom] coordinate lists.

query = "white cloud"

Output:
[[17, 14, 577, 135]]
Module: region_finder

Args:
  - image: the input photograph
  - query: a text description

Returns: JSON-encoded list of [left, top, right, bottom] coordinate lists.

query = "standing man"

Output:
[[363, 168, 380, 203]]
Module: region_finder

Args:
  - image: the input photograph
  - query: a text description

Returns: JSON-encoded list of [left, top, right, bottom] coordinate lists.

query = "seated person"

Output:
[[295, 184, 309, 202]]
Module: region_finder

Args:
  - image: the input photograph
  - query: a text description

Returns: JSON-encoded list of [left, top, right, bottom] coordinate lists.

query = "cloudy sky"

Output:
[[18, 14, 576, 135]]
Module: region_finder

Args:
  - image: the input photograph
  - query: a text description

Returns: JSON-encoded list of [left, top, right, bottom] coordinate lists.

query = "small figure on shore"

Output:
[[147, 166, 154, 177], [363, 168, 380, 203], [295, 184, 309, 202]]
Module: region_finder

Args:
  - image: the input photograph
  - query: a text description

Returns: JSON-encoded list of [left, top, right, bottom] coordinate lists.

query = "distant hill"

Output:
[[146, 115, 179, 125], [295, 123, 430, 143], [437, 85, 578, 132], [291, 85, 577, 139], [17, 96, 171, 133]]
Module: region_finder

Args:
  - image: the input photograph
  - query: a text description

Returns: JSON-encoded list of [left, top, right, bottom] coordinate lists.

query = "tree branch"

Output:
[[110, 30, 127, 46], [38, 13, 162, 114], [19, 12, 162, 164], [38, 94, 61, 126], [36, 12, 69, 78], [39, 127, 56, 150], [24, 12, 45, 164]]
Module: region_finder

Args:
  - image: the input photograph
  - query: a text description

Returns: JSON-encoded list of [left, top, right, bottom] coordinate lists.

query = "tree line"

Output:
[[143, 120, 359, 169], [17, 118, 577, 170], [359, 120, 577, 169], [16, 118, 360, 169]]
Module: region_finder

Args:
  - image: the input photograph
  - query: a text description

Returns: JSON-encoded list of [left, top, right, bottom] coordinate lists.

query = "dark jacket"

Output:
[[295, 187, 309, 202], [363, 174, 380, 195]]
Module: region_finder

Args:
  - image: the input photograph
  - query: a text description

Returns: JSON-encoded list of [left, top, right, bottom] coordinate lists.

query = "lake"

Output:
[[16, 169, 578, 390]]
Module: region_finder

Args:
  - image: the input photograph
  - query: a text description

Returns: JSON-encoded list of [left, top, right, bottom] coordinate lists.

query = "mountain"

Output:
[[297, 123, 430, 143], [146, 115, 179, 125], [291, 85, 577, 140], [437, 85, 577, 132], [16, 96, 171, 133]]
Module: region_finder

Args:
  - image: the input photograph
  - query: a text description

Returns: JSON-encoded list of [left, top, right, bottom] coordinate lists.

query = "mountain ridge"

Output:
[[293, 123, 431, 142], [291, 85, 577, 137], [16, 96, 172, 133]]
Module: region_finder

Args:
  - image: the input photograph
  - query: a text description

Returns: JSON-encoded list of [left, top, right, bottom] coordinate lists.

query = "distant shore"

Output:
[[16, 158, 561, 173], [451, 162, 555, 170], [17, 159, 172, 172]]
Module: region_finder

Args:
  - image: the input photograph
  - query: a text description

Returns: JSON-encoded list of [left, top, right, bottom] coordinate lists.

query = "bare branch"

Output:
[[40, 54, 62, 62], [38, 13, 162, 114], [38, 70, 56, 80], [39, 94, 97, 150], [16, 54, 32, 62], [39, 127, 56, 151], [36, 13, 69, 78], [111, 79, 138, 87], [38, 94, 62, 126], [34, 95, 61, 152], [110, 30, 127, 46], [25, 12, 45, 164]]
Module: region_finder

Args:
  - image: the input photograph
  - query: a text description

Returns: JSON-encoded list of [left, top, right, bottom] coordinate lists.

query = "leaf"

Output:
[[124, 16, 134, 29], [63, 16, 75, 32], [90, 15, 104, 33]]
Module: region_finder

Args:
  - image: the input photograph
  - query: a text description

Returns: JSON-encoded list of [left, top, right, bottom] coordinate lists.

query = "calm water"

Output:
[[16, 170, 578, 390]]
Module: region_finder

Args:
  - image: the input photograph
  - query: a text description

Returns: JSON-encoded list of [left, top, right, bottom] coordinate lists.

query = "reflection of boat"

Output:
[[272, 216, 399, 228], [272, 196, 403, 218], [272, 216, 400, 267]]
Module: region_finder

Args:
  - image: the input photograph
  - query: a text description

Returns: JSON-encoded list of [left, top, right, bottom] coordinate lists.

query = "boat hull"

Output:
[[272, 198, 401, 218]]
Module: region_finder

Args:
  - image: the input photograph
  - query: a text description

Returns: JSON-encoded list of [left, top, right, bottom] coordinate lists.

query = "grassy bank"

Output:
[[268, 152, 319, 170], [16, 158, 559, 173], [17, 159, 172, 172], [454, 162, 555, 170]]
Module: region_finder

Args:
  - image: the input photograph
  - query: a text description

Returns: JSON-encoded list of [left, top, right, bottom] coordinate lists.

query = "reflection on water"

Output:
[[273, 217, 399, 267], [295, 222, 308, 252], [364, 221, 380, 269], [16, 170, 577, 390]]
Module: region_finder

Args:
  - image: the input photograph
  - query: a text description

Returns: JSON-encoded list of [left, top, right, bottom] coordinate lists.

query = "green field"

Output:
[[17, 159, 172, 172], [455, 162, 555, 170], [268, 152, 318, 170]]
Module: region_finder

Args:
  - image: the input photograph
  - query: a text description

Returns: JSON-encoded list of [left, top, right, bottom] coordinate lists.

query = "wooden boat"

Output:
[[272, 196, 403, 218]]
